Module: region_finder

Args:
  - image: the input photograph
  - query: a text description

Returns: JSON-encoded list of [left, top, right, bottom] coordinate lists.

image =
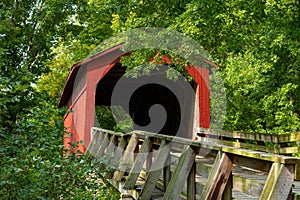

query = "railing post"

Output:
[[200, 151, 233, 200], [124, 136, 153, 189], [96, 132, 110, 158], [139, 140, 171, 200], [163, 145, 196, 200], [187, 161, 196, 200], [113, 134, 139, 182], [260, 163, 294, 200], [222, 171, 233, 200], [163, 155, 171, 192], [87, 128, 103, 155]]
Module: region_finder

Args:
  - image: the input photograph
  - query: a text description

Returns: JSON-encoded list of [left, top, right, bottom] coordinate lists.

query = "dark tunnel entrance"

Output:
[[95, 63, 196, 138], [129, 83, 181, 136]]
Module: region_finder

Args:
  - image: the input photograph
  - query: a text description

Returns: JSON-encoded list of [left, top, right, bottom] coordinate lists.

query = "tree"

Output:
[[0, 1, 120, 198], [96, 0, 300, 133], [0, 0, 80, 131]]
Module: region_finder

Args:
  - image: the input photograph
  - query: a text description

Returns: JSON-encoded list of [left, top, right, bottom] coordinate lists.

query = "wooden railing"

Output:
[[88, 127, 300, 200], [197, 129, 300, 155]]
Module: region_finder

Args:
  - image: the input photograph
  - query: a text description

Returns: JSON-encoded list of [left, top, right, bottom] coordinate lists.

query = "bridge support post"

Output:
[[139, 140, 171, 200], [222, 171, 233, 200], [163, 145, 196, 200], [260, 163, 294, 200], [200, 151, 233, 200], [187, 161, 196, 200]]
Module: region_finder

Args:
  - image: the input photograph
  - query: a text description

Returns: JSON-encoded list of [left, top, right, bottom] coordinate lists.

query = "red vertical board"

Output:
[[84, 61, 117, 149], [186, 66, 210, 128]]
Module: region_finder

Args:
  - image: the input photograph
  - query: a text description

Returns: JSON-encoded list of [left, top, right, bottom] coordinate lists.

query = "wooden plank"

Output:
[[279, 146, 300, 154], [277, 132, 300, 143], [233, 174, 264, 197], [104, 135, 118, 163], [133, 130, 210, 149], [145, 145, 152, 173], [200, 129, 281, 143], [163, 145, 196, 200], [260, 153, 298, 164], [96, 128, 300, 151], [139, 140, 171, 200], [92, 127, 126, 137], [123, 137, 152, 189], [111, 136, 128, 168], [260, 163, 294, 200], [231, 154, 272, 173], [163, 156, 171, 191], [113, 134, 139, 182], [268, 164, 294, 200], [200, 152, 233, 200], [106, 136, 128, 179], [87, 129, 103, 154], [198, 151, 222, 197], [96, 133, 110, 158], [195, 176, 207, 195], [222, 172, 233, 200], [198, 136, 281, 154], [223, 146, 298, 164], [232, 189, 260, 200], [187, 162, 196, 200], [195, 157, 213, 178]]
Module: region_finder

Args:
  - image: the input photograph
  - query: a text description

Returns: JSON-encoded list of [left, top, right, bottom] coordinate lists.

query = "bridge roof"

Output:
[[57, 43, 219, 108], [57, 43, 125, 107]]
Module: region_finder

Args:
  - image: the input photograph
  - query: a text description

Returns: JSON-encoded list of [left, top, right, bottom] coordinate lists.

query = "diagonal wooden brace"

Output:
[[200, 151, 233, 200]]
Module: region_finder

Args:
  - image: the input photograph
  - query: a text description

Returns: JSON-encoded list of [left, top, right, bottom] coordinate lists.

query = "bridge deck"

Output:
[[88, 127, 300, 200]]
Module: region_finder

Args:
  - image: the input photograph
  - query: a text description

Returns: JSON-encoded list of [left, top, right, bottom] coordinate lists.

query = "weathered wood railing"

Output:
[[197, 129, 300, 183], [197, 129, 300, 155], [88, 127, 300, 200]]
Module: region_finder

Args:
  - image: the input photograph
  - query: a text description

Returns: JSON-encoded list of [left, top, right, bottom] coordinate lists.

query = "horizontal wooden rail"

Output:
[[197, 129, 300, 155], [88, 127, 300, 200]]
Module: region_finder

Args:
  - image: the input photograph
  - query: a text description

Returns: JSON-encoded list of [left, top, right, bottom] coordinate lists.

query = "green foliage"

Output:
[[0, 0, 79, 131], [0, 0, 120, 198], [100, 0, 300, 134], [0, 104, 119, 199], [1, 1, 300, 198], [95, 105, 132, 132], [95, 105, 117, 130], [173, 0, 300, 133]]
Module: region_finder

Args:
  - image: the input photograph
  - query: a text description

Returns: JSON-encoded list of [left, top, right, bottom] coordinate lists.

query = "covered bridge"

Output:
[[58, 44, 210, 152]]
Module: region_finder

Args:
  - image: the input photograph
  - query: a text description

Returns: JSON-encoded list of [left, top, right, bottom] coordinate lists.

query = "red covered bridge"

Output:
[[58, 43, 210, 152]]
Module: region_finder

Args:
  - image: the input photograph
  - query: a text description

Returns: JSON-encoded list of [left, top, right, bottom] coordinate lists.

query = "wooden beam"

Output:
[[198, 136, 281, 154], [295, 160, 300, 181], [163, 145, 196, 200], [96, 133, 110, 158], [187, 162, 196, 200], [277, 132, 300, 143], [111, 136, 128, 168], [106, 136, 128, 179], [123, 137, 152, 189], [87, 129, 103, 155], [200, 152, 233, 200], [105, 135, 117, 162], [163, 160, 171, 192], [260, 163, 294, 200], [113, 134, 139, 182], [222, 172, 233, 200], [139, 140, 171, 200], [232, 174, 264, 197], [231, 154, 272, 173]]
